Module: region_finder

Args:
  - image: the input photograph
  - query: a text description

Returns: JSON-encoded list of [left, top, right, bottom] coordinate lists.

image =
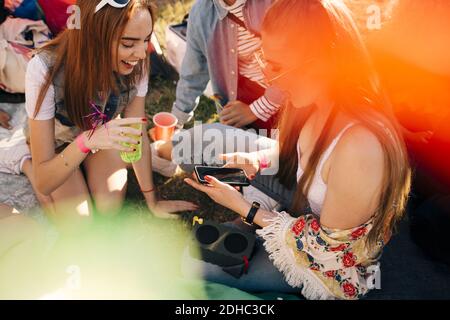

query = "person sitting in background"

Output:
[[171, 0, 284, 129], [182, 0, 411, 299], [152, 0, 285, 176]]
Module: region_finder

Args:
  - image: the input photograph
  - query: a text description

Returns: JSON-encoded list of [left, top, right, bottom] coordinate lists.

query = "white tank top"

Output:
[[296, 123, 356, 215]]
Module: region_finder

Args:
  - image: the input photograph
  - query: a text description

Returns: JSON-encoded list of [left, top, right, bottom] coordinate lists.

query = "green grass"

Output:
[[144, 77, 218, 128], [153, 0, 194, 50]]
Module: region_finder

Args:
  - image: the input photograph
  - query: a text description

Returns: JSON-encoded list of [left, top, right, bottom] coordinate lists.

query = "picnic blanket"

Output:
[[0, 16, 50, 48], [0, 102, 38, 212]]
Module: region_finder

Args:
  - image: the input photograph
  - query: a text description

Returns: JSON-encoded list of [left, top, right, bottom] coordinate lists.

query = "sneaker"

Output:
[[150, 141, 179, 177]]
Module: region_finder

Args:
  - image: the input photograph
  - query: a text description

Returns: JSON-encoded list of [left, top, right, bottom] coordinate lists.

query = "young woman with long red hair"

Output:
[[184, 0, 411, 299], [25, 0, 197, 229]]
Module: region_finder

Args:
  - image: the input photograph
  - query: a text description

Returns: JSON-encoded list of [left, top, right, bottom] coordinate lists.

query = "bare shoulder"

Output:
[[333, 124, 385, 170], [320, 124, 386, 228]]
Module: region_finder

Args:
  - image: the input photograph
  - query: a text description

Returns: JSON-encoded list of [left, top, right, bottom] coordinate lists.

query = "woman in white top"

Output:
[[25, 0, 197, 230], [184, 0, 411, 299]]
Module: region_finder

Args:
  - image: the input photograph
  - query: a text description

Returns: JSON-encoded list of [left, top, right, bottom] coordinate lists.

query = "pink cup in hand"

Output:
[[153, 112, 178, 141]]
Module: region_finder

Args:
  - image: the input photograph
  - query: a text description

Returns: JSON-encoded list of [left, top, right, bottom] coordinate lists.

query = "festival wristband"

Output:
[[141, 187, 156, 194], [76, 134, 91, 154]]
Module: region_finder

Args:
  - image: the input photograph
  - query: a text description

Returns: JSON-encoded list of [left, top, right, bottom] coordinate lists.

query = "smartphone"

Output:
[[194, 166, 251, 187]]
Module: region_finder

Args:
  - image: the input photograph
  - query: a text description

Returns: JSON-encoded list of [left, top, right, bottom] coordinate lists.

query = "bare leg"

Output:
[[83, 149, 128, 216], [21, 158, 56, 215], [49, 169, 94, 233]]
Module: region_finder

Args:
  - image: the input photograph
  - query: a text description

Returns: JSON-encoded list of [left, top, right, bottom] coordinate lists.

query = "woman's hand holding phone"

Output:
[[83, 118, 147, 152], [184, 175, 250, 216], [185, 153, 262, 215]]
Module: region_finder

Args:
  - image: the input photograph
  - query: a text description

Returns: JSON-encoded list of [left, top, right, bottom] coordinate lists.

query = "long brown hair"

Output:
[[33, 0, 155, 130], [263, 0, 411, 246]]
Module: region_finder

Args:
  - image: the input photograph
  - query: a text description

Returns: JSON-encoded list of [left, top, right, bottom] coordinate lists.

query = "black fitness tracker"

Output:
[[243, 201, 261, 226]]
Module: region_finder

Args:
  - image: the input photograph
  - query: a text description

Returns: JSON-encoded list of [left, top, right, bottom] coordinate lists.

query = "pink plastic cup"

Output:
[[153, 112, 178, 141]]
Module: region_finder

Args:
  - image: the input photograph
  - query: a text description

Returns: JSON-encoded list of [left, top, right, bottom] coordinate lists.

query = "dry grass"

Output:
[[153, 0, 194, 49]]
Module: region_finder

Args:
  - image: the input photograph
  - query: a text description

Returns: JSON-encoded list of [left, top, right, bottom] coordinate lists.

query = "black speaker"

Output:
[[189, 221, 257, 278]]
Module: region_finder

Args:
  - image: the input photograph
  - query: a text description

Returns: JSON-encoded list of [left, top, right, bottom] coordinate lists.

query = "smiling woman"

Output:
[[113, 8, 153, 75], [23, 0, 197, 231]]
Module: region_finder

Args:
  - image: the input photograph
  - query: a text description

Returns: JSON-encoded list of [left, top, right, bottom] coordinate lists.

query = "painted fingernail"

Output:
[[205, 175, 212, 182], [142, 118, 148, 122], [250, 174, 255, 180]]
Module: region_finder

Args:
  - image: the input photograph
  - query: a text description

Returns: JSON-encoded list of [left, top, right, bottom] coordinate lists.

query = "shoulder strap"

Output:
[[318, 123, 356, 171], [227, 11, 260, 38]]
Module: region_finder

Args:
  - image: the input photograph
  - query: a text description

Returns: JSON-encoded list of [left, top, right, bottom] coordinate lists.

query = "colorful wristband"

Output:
[[141, 187, 156, 194], [76, 134, 91, 154]]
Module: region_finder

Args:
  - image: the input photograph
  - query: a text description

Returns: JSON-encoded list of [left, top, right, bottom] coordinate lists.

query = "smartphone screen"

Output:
[[195, 166, 250, 186]]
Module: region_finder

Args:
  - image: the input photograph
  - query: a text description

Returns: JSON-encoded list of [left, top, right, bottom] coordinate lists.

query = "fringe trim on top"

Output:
[[256, 212, 336, 300]]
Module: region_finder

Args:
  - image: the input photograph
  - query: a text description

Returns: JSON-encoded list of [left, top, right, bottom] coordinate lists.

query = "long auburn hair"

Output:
[[263, 0, 411, 246], [33, 0, 155, 130]]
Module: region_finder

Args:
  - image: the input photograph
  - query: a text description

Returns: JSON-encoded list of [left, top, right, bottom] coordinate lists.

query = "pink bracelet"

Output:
[[141, 187, 156, 194], [76, 134, 91, 154]]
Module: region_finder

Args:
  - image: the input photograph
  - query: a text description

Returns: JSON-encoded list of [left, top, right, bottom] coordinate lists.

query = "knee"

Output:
[[90, 168, 128, 214], [93, 191, 126, 215]]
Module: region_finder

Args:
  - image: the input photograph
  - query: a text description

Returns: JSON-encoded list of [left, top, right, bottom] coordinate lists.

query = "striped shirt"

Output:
[[220, 0, 280, 122]]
